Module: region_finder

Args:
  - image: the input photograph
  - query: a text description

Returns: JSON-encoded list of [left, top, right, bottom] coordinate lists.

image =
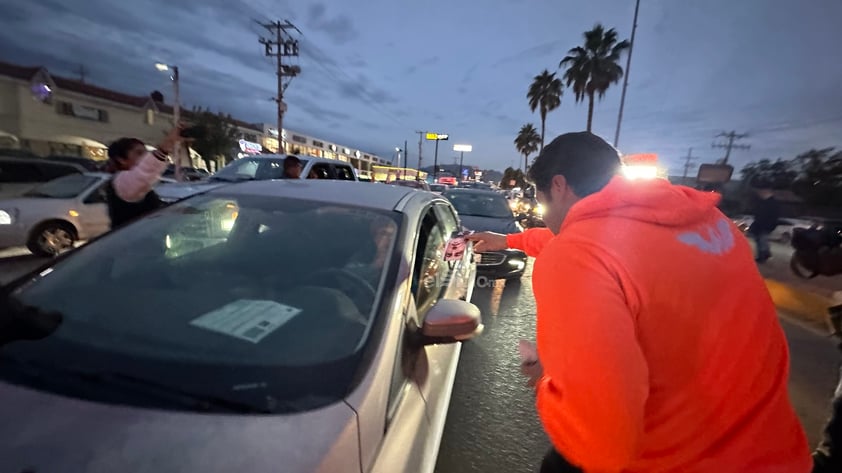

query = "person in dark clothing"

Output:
[[748, 181, 780, 263], [104, 127, 180, 229]]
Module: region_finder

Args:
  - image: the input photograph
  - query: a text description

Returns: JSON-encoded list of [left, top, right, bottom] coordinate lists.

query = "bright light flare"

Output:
[[622, 165, 659, 180], [155, 63, 169, 72]]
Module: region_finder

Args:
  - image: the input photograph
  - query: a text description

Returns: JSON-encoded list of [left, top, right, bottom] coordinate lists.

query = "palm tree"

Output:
[[514, 124, 541, 171], [527, 70, 563, 151], [560, 24, 630, 132]]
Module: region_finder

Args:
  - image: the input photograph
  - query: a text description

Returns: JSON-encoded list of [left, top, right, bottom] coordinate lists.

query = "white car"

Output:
[[0, 173, 111, 255], [0, 180, 480, 473]]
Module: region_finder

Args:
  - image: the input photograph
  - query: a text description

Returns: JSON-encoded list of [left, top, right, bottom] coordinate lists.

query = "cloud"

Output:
[[306, 3, 358, 44], [402, 56, 439, 76]]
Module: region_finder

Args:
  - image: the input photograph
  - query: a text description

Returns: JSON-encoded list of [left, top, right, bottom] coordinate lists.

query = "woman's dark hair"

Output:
[[527, 132, 621, 197], [107, 138, 145, 161]]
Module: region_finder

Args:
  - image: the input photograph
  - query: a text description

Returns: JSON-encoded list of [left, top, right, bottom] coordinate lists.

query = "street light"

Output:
[[155, 62, 182, 181], [425, 132, 448, 181], [453, 144, 472, 183], [395, 147, 403, 180]]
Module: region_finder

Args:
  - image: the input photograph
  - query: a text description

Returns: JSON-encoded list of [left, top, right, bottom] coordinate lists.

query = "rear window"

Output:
[[334, 165, 356, 181], [0, 161, 43, 183]]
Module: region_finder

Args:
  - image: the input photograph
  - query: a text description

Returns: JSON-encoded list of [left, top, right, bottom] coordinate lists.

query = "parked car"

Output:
[[155, 154, 358, 202], [43, 155, 103, 172], [0, 156, 85, 199], [0, 180, 480, 473], [443, 188, 527, 279], [429, 183, 449, 194], [392, 179, 432, 192]]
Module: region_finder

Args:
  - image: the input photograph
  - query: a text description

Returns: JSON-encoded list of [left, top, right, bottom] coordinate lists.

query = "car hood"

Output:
[[459, 214, 519, 234], [0, 382, 358, 473], [155, 181, 227, 201]]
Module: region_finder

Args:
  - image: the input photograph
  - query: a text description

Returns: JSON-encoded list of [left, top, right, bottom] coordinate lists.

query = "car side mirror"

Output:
[[421, 299, 482, 345]]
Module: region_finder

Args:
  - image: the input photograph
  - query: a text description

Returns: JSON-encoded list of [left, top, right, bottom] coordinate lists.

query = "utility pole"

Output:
[[712, 131, 750, 164], [75, 64, 88, 83], [415, 131, 424, 181], [259, 20, 301, 154], [613, 0, 640, 148], [403, 139, 408, 180], [681, 147, 697, 181]]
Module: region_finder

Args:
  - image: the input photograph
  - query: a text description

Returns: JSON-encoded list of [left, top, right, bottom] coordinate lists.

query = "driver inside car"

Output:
[[345, 217, 398, 287]]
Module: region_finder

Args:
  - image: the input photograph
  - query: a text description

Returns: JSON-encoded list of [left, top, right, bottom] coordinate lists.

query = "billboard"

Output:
[[426, 132, 449, 140], [697, 163, 734, 184]]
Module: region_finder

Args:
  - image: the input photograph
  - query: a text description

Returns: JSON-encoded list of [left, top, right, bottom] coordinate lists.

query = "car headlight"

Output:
[[536, 203, 544, 216], [0, 208, 18, 225]]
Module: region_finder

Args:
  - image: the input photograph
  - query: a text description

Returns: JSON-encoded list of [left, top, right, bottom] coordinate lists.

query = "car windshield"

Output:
[[211, 157, 309, 181], [23, 174, 101, 198], [444, 191, 513, 218], [2, 193, 400, 413]]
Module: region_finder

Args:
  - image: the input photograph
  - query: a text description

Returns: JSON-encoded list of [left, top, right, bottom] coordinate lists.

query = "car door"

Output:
[[370, 206, 467, 473], [79, 179, 111, 237]]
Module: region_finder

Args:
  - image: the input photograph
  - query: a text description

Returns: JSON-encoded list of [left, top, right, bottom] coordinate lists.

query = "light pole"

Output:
[[425, 132, 448, 182], [395, 147, 402, 180], [155, 62, 182, 181], [613, 0, 640, 148], [453, 144, 472, 183]]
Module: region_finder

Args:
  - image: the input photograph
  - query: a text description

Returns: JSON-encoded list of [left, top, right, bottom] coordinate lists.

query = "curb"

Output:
[[764, 278, 832, 327]]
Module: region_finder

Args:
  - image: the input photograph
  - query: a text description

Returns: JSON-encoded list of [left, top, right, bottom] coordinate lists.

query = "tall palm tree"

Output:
[[560, 24, 630, 132], [514, 123, 541, 171], [527, 70, 563, 151]]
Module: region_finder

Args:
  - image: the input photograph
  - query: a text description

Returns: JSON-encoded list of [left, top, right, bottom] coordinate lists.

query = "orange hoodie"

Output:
[[507, 177, 811, 472]]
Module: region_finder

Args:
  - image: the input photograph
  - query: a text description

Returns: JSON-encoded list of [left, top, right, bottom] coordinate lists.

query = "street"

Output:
[[0, 251, 837, 472]]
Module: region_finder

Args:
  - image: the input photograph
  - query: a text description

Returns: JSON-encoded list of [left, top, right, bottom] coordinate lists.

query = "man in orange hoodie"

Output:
[[468, 132, 811, 472]]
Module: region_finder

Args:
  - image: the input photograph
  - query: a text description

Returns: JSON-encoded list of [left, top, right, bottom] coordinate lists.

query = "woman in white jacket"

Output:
[[104, 127, 181, 229]]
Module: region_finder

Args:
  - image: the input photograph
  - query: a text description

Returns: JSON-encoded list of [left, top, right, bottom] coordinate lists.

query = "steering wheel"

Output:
[[301, 268, 377, 316]]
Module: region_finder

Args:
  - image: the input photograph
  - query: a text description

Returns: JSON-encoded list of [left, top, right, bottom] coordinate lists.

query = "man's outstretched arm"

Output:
[[533, 241, 649, 472], [467, 227, 554, 257]]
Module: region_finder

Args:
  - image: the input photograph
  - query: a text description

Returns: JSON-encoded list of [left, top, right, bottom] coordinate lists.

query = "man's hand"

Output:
[[465, 231, 509, 252], [521, 359, 544, 390], [156, 123, 191, 155]]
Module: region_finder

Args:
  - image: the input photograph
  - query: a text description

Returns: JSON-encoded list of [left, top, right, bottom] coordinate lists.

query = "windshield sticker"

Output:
[[190, 299, 302, 344]]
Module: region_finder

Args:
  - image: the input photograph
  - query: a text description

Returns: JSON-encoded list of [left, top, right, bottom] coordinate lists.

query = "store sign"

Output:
[[354, 150, 361, 158], [426, 132, 449, 141], [343, 147, 351, 155], [239, 139, 262, 154], [329, 144, 337, 151], [267, 127, 279, 137], [453, 144, 472, 152]]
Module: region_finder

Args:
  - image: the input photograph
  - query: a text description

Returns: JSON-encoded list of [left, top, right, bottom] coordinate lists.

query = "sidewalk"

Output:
[[754, 241, 841, 328]]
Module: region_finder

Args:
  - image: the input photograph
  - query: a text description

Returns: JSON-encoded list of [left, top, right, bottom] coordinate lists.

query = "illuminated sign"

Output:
[[343, 147, 351, 154], [453, 144, 472, 152], [238, 139, 263, 154], [354, 150, 361, 158], [426, 133, 449, 141], [329, 144, 337, 151]]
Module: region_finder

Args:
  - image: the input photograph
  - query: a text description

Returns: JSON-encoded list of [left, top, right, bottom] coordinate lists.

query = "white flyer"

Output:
[[190, 299, 302, 344]]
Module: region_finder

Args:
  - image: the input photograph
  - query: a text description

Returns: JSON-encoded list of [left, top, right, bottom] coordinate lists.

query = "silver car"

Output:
[[0, 173, 112, 255], [0, 180, 481, 473]]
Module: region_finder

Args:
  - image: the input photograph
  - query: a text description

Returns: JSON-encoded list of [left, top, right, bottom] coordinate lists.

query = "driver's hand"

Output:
[[465, 232, 509, 252]]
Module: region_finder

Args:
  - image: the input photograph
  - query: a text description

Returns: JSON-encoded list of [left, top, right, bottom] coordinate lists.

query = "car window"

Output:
[[216, 158, 260, 180], [40, 162, 81, 180], [412, 208, 450, 317], [0, 161, 43, 183], [334, 165, 355, 181], [256, 160, 285, 180], [779, 219, 792, 225], [444, 192, 512, 218], [4, 194, 401, 414], [308, 163, 330, 179], [24, 174, 100, 199]]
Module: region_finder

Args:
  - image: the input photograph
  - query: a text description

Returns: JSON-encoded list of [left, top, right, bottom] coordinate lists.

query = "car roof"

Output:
[[0, 156, 86, 170], [242, 154, 353, 165], [207, 179, 438, 211], [443, 187, 502, 195]]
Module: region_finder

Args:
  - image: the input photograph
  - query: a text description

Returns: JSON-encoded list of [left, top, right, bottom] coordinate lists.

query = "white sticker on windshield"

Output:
[[190, 299, 302, 344]]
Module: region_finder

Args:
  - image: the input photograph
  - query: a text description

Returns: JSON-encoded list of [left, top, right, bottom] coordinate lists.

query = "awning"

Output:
[[46, 135, 107, 149]]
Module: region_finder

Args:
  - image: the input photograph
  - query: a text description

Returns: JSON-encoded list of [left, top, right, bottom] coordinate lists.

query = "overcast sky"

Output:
[[2, 0, 841, 174]]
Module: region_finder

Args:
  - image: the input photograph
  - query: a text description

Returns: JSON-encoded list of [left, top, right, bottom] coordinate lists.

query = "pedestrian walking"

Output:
[[467, 132, 812, 472], [104, 125, 182, 229], [748, 179, 781, 263]]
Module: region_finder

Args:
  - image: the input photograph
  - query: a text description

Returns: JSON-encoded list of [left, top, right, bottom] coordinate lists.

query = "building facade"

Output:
[[0, 60, 388, 176]]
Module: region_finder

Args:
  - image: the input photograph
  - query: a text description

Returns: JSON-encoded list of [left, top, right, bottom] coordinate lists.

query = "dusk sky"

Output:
[[2, 0, 841, 174]]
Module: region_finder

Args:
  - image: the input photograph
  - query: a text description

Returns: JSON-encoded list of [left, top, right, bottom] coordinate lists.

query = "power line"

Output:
[[712, 130, 750, 164], [681, 147, 698, 180], [257, 19, 301, 147]]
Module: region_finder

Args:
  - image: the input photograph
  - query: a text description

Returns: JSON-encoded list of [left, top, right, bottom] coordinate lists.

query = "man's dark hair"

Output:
[[284, 155, 301, 167], [527, 132, 621, 197], [107, 138, 145, 161]]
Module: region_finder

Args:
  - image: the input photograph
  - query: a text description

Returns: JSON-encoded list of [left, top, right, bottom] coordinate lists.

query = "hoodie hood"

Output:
[[561, 177, 721, 232]]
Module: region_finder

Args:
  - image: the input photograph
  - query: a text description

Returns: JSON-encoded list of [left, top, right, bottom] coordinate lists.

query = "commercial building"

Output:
[[259, 124, 388, 179], [0, 60, 389, 176]]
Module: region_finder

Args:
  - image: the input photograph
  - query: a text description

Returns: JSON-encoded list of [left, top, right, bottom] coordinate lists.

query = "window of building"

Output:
[[56, 101, 109, 122], [292, 135, 307, 144], [145, 109, 155, 125], [312, 140, 324, 148]]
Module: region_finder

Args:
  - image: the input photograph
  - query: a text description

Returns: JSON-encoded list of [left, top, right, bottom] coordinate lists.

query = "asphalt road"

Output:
[[0, 250, 837, 472]]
